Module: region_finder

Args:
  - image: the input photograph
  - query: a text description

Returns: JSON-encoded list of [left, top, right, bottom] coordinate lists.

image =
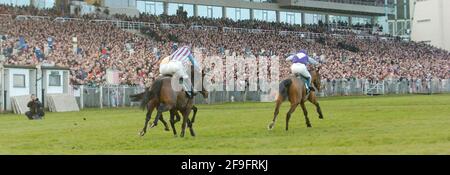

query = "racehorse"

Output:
[[131, 68, 208, 137], [268, 67, 324, 131]]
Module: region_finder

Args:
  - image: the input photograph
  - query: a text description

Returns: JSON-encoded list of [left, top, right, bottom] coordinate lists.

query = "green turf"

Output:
[[0, 94, 449, 155]]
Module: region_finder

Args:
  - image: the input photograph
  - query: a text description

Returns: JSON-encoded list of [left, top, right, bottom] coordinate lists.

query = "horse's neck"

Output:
[[176, 92, 193, 107]]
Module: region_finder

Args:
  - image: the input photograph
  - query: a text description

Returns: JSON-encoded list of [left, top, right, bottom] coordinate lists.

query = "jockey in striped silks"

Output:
[[286, 49, 319, 93], [159, 46, 200, 98]]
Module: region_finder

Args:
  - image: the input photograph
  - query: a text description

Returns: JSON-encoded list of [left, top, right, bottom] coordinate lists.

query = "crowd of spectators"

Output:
[[0, 5, 448, 88]]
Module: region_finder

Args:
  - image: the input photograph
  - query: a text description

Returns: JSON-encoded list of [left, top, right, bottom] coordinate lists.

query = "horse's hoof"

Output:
[[307, 124, 312, 128], [150, 123, 157, 128], [268, 123, 274, 130], [139, 131, 146, 136], [164, 128, 170, 131], [319, 116, 324, 119], [180, 133, 185, 138]]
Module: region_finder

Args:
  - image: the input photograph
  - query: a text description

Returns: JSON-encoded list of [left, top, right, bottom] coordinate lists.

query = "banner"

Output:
[[106, 69, 120, 85]]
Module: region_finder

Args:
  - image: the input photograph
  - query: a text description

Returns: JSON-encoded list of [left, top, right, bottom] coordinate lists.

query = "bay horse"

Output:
[[268, 67, 324, 131], [131, 68, 208, 137]]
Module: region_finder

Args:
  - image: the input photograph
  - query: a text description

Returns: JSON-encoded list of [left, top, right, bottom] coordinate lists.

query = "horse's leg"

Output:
[[169, 110, 178, 137], [150, 104, 168, 128], [159, 115, 170, 131], [268, 98, 283, 130], [175, 111, 181, 123], [286, 103, 298, 131], [187, 118, 195, 137], [140, 102, 155, 136], [191, 106, 198, 124], [300, 102, 312, 128], [308, 92, 324, 119], [186, 108, 196, 136], [180, 110, 192, 138]]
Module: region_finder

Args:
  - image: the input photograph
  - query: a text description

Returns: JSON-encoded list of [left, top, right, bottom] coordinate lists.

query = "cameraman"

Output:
[[25, 94, 45, 120]]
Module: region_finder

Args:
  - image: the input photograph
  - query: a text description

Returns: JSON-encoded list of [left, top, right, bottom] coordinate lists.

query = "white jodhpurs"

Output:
[[290, 63, 311, 79], [159, 60, 188, 78]]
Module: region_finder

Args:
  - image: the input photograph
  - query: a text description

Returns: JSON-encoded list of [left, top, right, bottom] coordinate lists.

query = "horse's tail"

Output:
[[279, 78, 292, 101], [129, 92, 145, 102]]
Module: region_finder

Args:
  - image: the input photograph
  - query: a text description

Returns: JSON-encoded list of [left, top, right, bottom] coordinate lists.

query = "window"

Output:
[[329, 15, 349, 25], [104, 0, 134, 8], [137, 1, 164, 15], [352, 16, 371, 26], [226, 7, 250, 21], [49, 71, 61, 86], [252, 0, 272, 2], [168, 3, 194, 17], [304, 13, 325, 25], [13, 74, 25, 88], [0, 0, 30, 6], [280, 12, 302, 25], [253, 9, 276, 22], [34, 0, 54, 9], [198, 5, 222, 19]]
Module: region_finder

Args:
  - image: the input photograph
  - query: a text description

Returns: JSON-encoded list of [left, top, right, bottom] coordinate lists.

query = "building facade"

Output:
[[410, 0, 450, 51], [1, 0, 402, 34], [134, 0, 395, 28]]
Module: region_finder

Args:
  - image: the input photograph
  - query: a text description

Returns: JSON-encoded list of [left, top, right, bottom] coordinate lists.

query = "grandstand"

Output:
[[0, 0, 449, 109]]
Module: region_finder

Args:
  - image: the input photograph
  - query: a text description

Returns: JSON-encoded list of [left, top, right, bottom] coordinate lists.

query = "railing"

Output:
[[70, 78, 450, 108], [320, 79, 450, 97], [366, 82, 384, 95], [190, 25, 219, 31], [330, 26, 373, 35], [278, 31, 326, 39], [222, 27, 276, 34], [0, 14, 11, 18], [160, 23, 185, 29], [53, 17, 83, 22], [90, 19, 157, 30], [15, 15, 51, 20], [311, 0, 392, 7]]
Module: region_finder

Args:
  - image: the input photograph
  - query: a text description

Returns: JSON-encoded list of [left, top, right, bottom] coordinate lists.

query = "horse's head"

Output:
[[199, 69, 209, 100], [191, 67, 209, 101], [311, 66, 322, 91]]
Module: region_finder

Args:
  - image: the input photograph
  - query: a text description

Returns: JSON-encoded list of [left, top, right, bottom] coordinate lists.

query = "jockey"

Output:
[[286, 49, 318, 93], [159, 46, 200, 98]]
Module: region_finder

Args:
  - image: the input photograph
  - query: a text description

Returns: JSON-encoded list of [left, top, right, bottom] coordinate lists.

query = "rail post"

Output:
[[80, 85, 84, 109], [99, 86, 103, 108]]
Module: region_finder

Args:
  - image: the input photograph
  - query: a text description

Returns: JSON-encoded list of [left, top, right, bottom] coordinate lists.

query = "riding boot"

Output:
[[308, 78, 315, 92], [191, 85, 197, 97], [305, 77, 312, 94], [183, 80, 194, 99]]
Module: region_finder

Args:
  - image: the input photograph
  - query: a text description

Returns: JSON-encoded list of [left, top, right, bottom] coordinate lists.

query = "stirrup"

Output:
[[185, 90, 194, 99]]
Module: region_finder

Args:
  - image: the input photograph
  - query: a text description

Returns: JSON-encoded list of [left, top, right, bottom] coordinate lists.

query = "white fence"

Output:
[[319, 79, 450, 96], [69, 78, 450, 108]]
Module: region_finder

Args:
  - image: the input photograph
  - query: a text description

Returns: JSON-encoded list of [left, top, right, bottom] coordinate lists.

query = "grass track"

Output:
[[0, 94, 449, 154]]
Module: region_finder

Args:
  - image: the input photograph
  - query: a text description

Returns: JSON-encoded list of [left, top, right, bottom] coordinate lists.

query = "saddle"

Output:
[[294, 74, 315, 94]]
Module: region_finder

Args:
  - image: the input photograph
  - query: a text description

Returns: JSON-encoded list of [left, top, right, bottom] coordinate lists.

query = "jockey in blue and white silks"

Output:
[[286, 50, 318, 92], [159, 46, 200, 98]]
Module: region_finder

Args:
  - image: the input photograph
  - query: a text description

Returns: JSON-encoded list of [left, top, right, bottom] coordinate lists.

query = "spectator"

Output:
[[25, 94, 45, 120]]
